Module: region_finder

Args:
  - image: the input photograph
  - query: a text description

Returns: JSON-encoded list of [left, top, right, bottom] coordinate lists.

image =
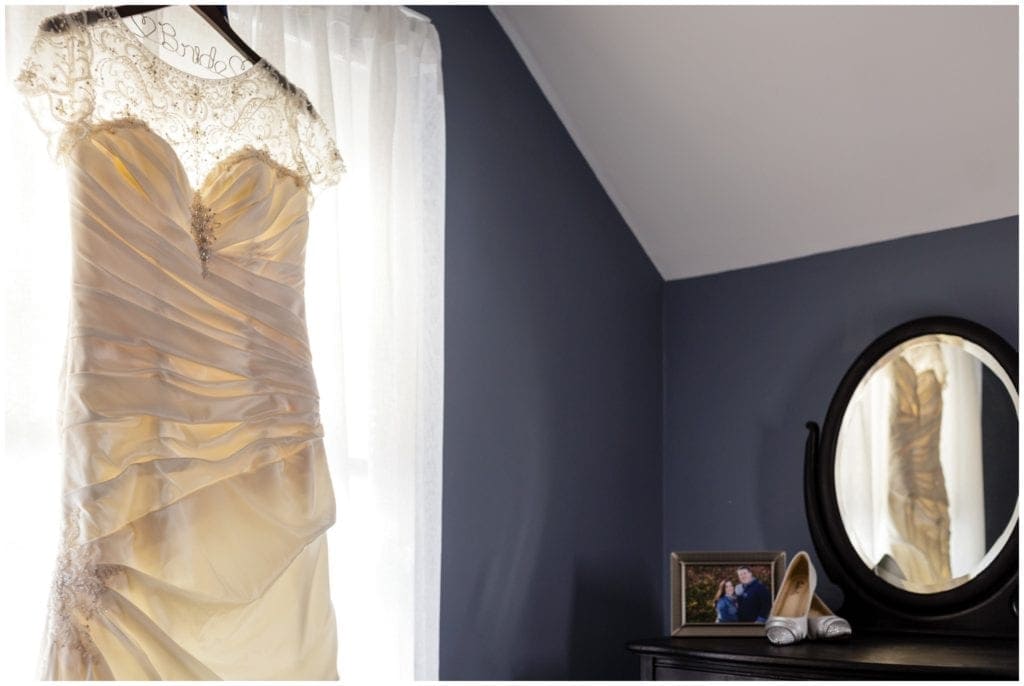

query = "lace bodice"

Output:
[[14, 6, 346, 197]]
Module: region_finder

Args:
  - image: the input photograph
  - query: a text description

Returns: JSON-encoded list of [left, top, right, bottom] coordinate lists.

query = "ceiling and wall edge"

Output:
[[491, 6, 667, 280]]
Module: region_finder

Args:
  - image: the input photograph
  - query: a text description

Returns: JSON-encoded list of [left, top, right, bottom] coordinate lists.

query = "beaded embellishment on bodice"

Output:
[[189, 191, 220, 278]]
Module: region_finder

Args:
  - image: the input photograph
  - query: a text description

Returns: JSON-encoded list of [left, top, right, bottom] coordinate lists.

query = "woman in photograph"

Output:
[[712, 579, 739, 623]]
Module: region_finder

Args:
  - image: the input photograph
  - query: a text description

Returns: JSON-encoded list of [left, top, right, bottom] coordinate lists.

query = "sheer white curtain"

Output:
[[935, 344, 984, 578], [3, 5, 445, 681]]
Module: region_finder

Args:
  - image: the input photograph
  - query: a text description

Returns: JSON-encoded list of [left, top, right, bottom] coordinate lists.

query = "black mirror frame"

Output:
[[805, 316, 1019, 637]]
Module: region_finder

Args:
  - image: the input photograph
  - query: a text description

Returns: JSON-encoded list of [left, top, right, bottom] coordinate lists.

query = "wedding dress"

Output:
[[14, 7, 345, 680]]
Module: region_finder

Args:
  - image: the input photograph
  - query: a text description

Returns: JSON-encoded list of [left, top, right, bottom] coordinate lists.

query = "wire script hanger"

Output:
[[113, 5, 263, 67]]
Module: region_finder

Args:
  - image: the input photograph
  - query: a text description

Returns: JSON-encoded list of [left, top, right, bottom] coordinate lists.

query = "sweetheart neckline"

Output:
[[78, 116, 311, 198], [79, 116, 311, 279]]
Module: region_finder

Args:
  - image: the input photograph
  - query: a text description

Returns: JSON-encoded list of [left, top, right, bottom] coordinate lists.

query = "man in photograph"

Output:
[[736, 565, 772, 622]]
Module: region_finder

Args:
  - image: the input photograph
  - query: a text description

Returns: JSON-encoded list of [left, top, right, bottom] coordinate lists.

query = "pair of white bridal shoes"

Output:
[[764, 551, 852, 646]]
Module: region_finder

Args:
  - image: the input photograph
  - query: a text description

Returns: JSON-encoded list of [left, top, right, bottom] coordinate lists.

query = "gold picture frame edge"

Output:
[[669, 550, 788, 637]]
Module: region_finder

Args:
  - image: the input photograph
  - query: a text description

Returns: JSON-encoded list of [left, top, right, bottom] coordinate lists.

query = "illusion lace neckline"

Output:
[[17, 6, 348, 195]]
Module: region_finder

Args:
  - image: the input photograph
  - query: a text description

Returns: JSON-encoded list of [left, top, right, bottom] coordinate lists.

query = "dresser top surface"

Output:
[[628, 635, 1018, 678]]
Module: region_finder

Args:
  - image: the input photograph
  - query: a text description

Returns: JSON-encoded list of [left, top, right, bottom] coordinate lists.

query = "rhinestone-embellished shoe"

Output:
[[765, 551, 816, 645], [807, 593, 852, 640]]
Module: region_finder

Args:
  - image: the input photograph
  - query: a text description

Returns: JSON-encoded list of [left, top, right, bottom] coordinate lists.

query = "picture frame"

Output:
[[670, 550, 787, 637]]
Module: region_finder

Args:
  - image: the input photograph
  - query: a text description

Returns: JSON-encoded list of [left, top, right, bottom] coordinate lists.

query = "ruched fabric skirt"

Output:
[[40, 121, 339, 680]]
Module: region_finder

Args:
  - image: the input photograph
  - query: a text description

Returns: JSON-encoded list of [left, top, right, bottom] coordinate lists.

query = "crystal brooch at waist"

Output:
[[189, 192, 220, 278]]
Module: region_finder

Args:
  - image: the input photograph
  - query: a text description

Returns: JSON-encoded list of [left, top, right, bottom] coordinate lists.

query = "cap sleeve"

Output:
[[13, 11, 95, 163], [291, 91, 347, 193]]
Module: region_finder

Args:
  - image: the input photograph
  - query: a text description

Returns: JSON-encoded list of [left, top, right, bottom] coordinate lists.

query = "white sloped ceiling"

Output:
[[492, 5, 1017, 280]]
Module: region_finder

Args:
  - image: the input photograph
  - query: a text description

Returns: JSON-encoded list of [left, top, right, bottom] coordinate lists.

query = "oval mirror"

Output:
[[807, 316, 1019, 634], [834, 332, 1019, 594]]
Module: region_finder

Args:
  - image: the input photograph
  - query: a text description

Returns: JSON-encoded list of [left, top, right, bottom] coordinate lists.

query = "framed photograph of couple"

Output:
[[670, 550, 787, 637]]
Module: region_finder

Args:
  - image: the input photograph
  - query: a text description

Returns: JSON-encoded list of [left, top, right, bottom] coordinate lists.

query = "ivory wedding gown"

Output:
[[15, 7, 345, 680]]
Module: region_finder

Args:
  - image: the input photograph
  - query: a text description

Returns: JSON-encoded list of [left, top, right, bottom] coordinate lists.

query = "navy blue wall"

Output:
[[415, 4, 1017, 676], [415, 6, 664, 680], [662, 216, 1019, 616]]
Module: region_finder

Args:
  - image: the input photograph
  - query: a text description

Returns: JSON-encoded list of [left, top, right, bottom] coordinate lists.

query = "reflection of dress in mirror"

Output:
[[888, 351, 952, 585], [837, 336, 990, 593], [712, 580, 739, 623]]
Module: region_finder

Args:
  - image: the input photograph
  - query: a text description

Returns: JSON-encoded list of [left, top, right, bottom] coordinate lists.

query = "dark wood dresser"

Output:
[[627, 634, 1019, 680]]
